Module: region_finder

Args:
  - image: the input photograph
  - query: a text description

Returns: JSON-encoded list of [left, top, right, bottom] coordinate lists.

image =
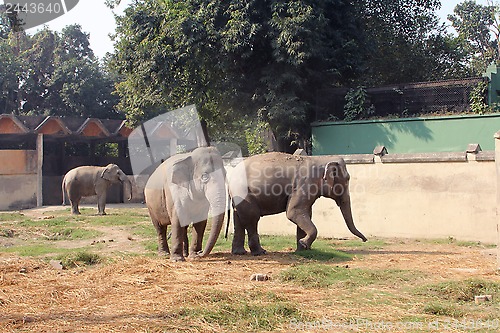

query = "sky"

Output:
[[9, 0, 493, 60], [437, 0, 489, 25], [23, 0, 134, 59]]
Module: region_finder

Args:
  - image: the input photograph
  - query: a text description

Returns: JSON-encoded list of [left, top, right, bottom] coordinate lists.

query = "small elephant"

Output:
[[62, 164, 132, 215], [144, 147, 227, 262], [229, 152, 367, 255]]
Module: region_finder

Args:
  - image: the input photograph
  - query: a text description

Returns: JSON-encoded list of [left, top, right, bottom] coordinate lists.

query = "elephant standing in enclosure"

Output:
[[229, 152, 367, 255], [144, 147, 227, 262], [62, 164, 132, 215]]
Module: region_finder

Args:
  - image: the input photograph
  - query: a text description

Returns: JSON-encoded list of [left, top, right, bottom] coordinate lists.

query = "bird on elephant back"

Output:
[[62, 164, 132, 215], [144, 146, 227, 262], [228, 152, 367, 256]]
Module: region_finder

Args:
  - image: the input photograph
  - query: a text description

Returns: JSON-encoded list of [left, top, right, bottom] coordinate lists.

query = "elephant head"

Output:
[[168, 148, 226, 257], [322, 159, 367, 242], [101, 164, 132, 201]]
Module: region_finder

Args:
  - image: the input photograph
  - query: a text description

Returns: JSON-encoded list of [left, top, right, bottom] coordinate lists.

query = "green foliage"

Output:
[[245, 121, 269, 155], [0, 21, 120, 117], [470, 80, 490, 114], [343, 86, 375, 121], [355, 0, 459, 84], [110, 0, 364, 145], [448, 1, 498, 75]]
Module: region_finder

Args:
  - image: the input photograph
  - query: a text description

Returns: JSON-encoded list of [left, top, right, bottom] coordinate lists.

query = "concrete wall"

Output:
[[127, 152, 496, 244], [0, 150, 38, 210], [312, 114, 500, 155], [248, 153, 498, 244]]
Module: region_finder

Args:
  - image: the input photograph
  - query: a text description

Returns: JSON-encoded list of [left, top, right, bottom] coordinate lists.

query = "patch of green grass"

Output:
[[416, 279, 500, 302], [46, 227, 103, 240], [85, 213, 147, 226], [183, 290, 305, 331], [423, 302, 465, 317], [0, 212, 31, 222], [279, 263, 420, 288], [131, 223, 157, 238], [18, 216, 77, 228], [331, 238, 388, 249], [209, 234, 356, 261], [293, 248, 353, 262], [2, 244, 72, 257], [423, 237, 495, 248], [142, 240, 160, 254], [57, 251, 103, 268]]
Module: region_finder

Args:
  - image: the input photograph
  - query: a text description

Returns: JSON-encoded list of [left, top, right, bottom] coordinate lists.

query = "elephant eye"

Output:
[[201, 173, 210, 183]]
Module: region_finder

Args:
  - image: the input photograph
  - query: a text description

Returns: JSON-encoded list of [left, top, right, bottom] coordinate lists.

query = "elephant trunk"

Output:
[[339, 194, 367, 242], [122, 177, 133, 201], [199, 181, 227, 257]]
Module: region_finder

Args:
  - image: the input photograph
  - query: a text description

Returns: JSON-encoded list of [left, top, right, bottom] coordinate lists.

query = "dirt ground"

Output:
[[1, 206, 499, 332]]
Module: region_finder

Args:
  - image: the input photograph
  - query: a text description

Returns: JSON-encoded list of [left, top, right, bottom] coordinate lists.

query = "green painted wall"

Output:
[[312, 114, 500, 155]]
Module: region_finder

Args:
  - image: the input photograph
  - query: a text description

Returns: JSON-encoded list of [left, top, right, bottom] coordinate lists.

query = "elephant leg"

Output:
[[170, 220, 187, 262], [183, 226, 189, 258], [154, 223, 170, 255], [70, 197, 81, 215], [189, 220, 207, 258], [247, 218, 266, 256], [231, 209, 248, 255], [287, 208, 317, 250], [97, 193, 107, 215], [296, 226, 307, 251]]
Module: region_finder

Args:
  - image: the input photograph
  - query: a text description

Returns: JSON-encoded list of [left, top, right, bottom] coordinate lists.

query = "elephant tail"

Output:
[[61, 175, 67, 206], [224, 193, 232, 239]]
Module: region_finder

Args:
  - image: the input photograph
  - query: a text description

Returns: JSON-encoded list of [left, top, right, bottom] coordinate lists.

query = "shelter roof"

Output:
[[0, 114, 131, 139]]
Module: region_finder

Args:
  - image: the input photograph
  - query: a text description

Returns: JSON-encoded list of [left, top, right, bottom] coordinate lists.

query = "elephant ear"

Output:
[[323, 160, 349, 197], [101, 164, 116, 181], [323, 161, 340, 183], [171, 156, 193, 188]]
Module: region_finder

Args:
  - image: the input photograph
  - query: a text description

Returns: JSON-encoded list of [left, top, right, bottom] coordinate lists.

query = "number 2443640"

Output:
[[5, 2, 63, 15]]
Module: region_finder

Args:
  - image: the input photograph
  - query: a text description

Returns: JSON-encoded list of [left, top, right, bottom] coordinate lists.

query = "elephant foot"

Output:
[[297, 239, 311, 251], [72, 211, 81, 215], [231, 248, 248, 255], [170, 254, 186, 262], [250, 248, 267, 256], [157, 250, 169, 257], [98, 212, 107, 216], [187, 252, 202, 260]]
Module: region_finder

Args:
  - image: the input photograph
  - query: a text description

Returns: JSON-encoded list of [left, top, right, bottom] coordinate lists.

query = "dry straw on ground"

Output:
[[1, 239, 499, 332]]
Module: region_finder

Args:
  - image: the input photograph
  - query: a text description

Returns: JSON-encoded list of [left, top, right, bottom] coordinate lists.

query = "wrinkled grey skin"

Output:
[[62, 164, 132, 215], [229, 152, 367, 256], [144, 147, 227, 262]]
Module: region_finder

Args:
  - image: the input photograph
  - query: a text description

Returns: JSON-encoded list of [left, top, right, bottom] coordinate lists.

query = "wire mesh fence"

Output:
[[315, 77, 487, 122]]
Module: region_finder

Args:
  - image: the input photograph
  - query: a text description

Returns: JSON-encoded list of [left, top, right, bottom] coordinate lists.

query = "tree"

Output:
[[0, 6, 24, 113], [0, 10, 120, 118], [448, 0, 498, 75], [354, 0, 465, 85], [110, 0, 365, 151]]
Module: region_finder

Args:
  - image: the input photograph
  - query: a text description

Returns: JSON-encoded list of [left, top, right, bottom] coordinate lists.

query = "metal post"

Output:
[[37, 134, 43, 207], [494, 131, 500, 269]]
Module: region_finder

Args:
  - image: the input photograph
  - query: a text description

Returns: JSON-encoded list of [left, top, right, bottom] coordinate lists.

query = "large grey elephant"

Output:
[[229, 152, 367, 255], [144, 147, 227, 262], [62, 164, 132, 215]]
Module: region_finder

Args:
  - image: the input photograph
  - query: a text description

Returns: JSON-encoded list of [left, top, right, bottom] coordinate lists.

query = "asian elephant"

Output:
[[229, 152, 367, 256], [62, 164, 132, 215], [144, 147, 227, 262]]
